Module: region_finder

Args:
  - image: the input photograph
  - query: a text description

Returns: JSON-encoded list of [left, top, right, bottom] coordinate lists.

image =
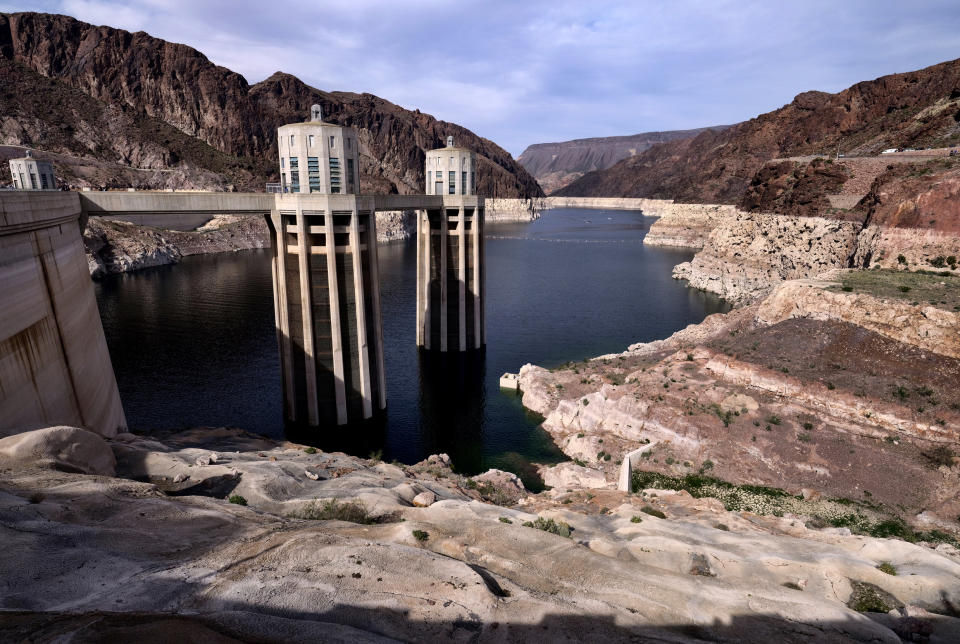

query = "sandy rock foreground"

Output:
[[1, 426, 959, 642]]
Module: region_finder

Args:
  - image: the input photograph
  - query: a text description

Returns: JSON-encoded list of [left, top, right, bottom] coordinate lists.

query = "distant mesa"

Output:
[[517, 126, 732, 194]]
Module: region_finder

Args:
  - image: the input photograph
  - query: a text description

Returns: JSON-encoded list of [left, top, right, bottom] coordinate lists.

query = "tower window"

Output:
[[346, 138, 351, 150], [308, 157, 320, 192], [330, 135, 335, 148], [40, 173, 48, 189], [308, 135, 315, 147], [462, 171, 467, 195], [448, 171, 455, 194], [290, 135, 295, 147], [289, 157, 300, 193], [329, 157, 341, 194], [280, 157, 285, 169], [347, 158, 355, 190]]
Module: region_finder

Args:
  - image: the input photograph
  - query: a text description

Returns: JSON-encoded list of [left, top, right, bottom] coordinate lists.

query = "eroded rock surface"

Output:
[[2, 426, 960, 642]]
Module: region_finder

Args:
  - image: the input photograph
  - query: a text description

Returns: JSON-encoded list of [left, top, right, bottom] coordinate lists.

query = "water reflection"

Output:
[[416, 349, 487, 471]]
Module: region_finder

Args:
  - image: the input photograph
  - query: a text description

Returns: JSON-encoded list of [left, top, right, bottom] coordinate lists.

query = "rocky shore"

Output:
[[3, 424, 959, 642], [84, 215, 271, 278], [84, 210, 419, 277]]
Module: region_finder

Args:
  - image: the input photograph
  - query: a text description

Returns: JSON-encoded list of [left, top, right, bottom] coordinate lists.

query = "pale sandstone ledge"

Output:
[[642, 203, 743, 249], [543, 196, 672, 211], [2, 424, 960, 642], [667, 209, 960, 303], [672, 212, 863, 304], [484, 197, 545, 221], [757, 278, 960, 359], [853, 225, 960, 271]]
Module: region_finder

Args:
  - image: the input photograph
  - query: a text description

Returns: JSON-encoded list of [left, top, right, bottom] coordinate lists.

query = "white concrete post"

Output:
[[324, 207, 348, 424], [458, 204, 466, 351], [295, 206, 320, 425], [349, 209, 373, 418]]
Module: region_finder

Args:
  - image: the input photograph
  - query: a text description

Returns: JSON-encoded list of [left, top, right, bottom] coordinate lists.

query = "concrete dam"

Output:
[[0, 110, 486, 435]]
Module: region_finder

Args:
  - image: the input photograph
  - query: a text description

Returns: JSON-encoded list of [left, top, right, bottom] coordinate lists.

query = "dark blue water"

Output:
[[95, 208, 729, 481]]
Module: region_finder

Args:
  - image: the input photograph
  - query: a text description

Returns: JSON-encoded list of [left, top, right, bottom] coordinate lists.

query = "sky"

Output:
[[4, 1, 960, 156]]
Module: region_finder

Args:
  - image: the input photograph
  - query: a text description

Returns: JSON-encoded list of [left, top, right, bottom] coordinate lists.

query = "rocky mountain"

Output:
[[557, 57, 960, 203], [517, 126, 730, 194], [0, 11, 541, 197]]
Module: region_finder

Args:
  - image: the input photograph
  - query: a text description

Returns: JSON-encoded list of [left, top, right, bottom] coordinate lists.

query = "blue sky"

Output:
[[4, 1, 960, 156]]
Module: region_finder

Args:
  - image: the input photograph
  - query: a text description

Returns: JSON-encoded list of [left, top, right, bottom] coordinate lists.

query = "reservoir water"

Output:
[[95, 208, 729, 484]]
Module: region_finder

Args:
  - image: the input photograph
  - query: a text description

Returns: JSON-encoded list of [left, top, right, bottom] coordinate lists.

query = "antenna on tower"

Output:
[[311, 104, 322, 122]]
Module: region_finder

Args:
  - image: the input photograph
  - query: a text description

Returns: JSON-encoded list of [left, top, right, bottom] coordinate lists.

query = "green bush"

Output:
[[897, 254, 907, 265], [630, 515, 642, 523], [228, 495, 247, 506], [499, 516, 513, 524], [877, 561, 897, 576], [291, 498, 387, 524], [767, 415, 782, 426], [303, 446, 317, 454], [522, 516, 572, 538], [412, 529, 430, 541]]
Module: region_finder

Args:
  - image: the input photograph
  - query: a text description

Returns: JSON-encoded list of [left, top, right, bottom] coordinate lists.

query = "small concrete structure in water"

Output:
[[0, 106, 486, 435]]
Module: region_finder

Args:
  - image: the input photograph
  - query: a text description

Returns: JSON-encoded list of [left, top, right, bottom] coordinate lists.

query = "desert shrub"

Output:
[[630, 515, 642, 523], [897, 254, 907, 265], [877, 561, 897, 576], [228, 495, 247, 506], [767, 415, 782, 426], [499, 517, 512, 524], [848, 581, 895, 613], [522, 516, 572, 538], [304, 446, 317, 454], [291, 498, 390, 524], [924, 445, 955, 468], [412, 529, 430, 541]]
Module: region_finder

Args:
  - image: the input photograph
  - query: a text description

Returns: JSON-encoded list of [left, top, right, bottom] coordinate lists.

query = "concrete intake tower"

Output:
[[416, 136, 485, 352], [268, 106, 386, 428]]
